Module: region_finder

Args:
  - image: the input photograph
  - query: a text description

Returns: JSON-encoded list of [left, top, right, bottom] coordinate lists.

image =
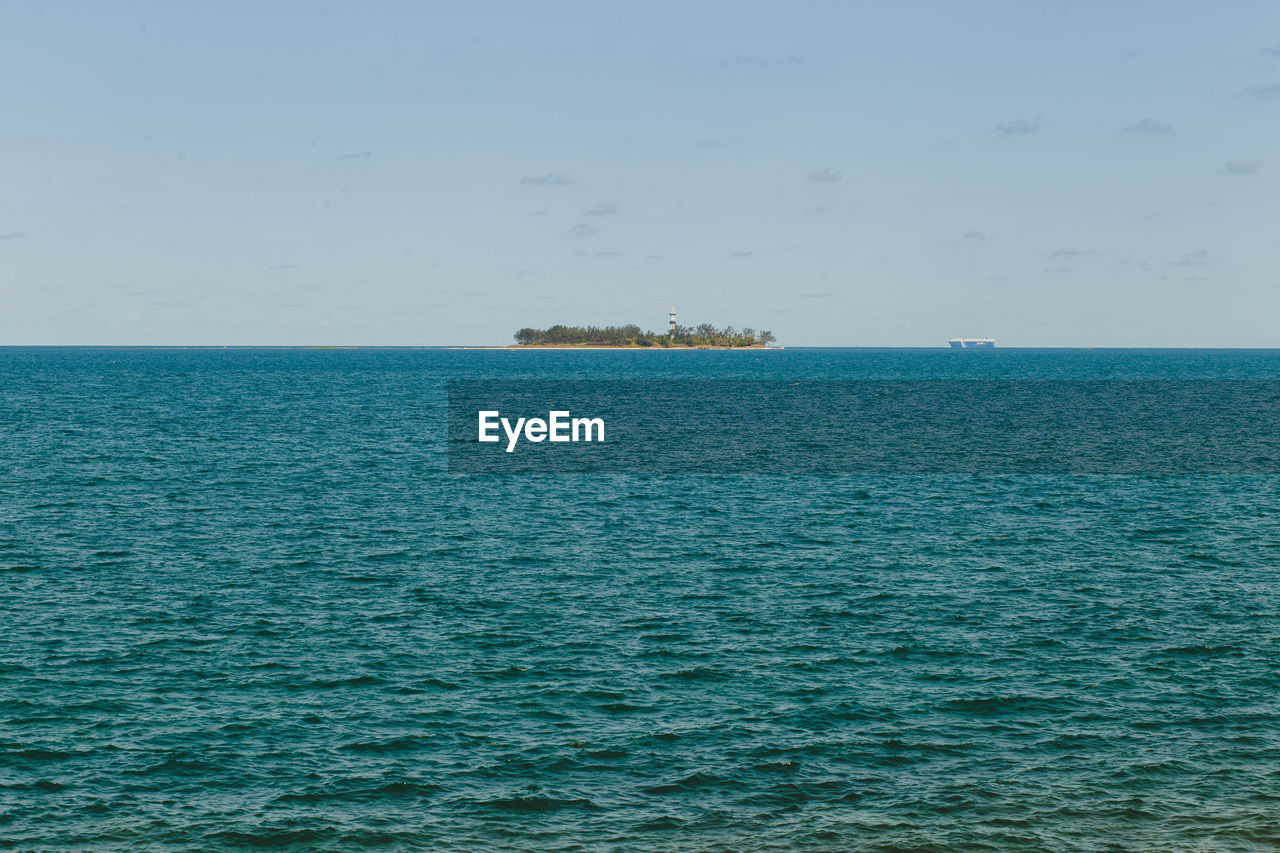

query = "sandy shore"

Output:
[[451, 345, 783, 351]]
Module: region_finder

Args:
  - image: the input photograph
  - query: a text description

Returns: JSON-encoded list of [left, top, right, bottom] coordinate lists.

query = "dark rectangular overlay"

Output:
[[447, 380, 1280, 474]]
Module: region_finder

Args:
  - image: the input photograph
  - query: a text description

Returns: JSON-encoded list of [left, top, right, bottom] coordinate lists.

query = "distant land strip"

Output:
[[512, 323, 777, 349]]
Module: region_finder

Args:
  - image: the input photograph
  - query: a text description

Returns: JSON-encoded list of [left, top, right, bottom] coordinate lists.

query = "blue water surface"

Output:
[[2, 348, 1279, 851]]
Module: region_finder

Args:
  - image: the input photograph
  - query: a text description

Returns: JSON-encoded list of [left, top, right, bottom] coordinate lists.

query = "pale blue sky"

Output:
[[1, 1, 1278, 345]]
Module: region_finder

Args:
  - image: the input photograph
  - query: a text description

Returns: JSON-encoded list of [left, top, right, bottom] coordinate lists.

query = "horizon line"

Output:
[[5, 344, 1280, 351]]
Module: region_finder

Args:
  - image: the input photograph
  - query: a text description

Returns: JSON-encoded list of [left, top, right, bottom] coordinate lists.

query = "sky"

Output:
[[1, 0, 1278, 346]]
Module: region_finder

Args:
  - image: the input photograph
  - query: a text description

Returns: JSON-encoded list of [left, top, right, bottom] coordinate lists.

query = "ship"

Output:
[[949, 337, 995, 348]]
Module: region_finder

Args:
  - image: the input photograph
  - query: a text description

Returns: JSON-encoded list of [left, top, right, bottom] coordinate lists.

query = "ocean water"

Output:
[[2, 347, 1280, 852]]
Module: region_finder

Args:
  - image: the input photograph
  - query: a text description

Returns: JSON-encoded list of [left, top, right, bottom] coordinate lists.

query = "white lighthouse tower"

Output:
[[668, 305, 676, 336]]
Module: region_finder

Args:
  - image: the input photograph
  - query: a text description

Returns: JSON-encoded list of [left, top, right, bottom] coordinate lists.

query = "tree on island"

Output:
[[513, 323, 775, 347]]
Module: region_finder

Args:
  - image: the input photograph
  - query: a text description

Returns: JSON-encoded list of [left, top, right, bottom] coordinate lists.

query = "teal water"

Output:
[[3, 348, 1280, 851]]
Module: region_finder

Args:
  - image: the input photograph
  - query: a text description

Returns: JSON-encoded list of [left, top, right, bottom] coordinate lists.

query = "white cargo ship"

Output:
[[949, 337, 995, 348]]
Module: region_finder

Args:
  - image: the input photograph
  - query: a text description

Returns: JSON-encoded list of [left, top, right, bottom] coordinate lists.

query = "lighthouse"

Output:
[[668, 305, 676, 336]]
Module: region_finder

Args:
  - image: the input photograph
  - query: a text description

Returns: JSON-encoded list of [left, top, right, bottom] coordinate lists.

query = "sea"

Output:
[[2, 347, 1279, 852]]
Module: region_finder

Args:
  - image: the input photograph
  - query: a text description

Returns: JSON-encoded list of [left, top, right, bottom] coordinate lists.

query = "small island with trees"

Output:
[[512, 323, 777, 348]]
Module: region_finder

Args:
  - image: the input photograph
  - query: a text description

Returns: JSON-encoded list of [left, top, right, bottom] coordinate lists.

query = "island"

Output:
[[512, 323, 777, 349]]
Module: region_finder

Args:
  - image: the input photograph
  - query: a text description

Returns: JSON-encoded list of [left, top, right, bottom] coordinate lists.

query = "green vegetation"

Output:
[[514, 323, 776, 348]]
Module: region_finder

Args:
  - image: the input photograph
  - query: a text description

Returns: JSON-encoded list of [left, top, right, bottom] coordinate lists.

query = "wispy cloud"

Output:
[[962, 231, 991, 243], [567, 224, 598, 237], [1049, 248, 1090, 257], [585, 203, 618, 216], [267, 263, 301, 271], [522, 173, 571, 186], [1171, 250, 1207, 268], [1244, 84, 1280, 101], [808, 168, 842, 183], [1125, 117, 1174, 135], [0, 231, 25, 240], [995, 116, 1043, 136], [730, 251, 753, 258], [574, 250, 621, 258], [1224, 160, 1262, 175], [339, 150, 371, 160]]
